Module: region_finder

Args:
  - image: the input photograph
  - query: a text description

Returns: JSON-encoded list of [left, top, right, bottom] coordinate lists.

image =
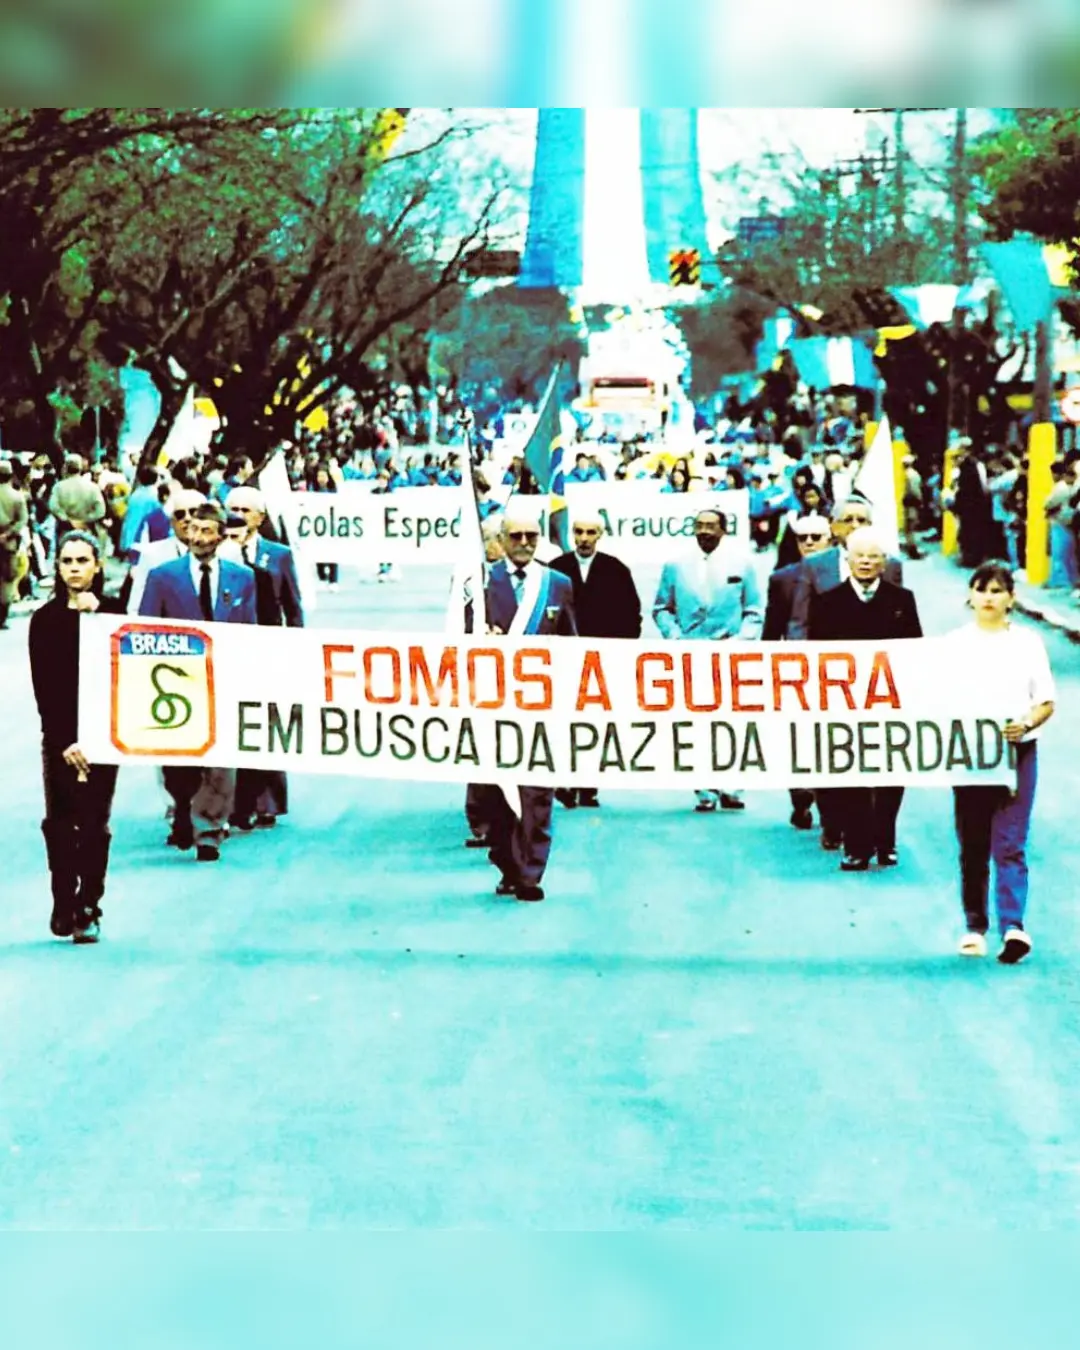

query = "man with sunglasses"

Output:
[[479, 513, 577, 903], [124, 489, 207, 614], [762, 512, 833, 830], [787, 496, 904, 642]]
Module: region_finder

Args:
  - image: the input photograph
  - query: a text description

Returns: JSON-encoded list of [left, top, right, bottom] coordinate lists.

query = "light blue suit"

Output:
[[652, 543, 763, 641]]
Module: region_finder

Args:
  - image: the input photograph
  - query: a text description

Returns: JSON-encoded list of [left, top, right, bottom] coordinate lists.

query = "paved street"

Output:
[[2, 553, 1079, 1229]]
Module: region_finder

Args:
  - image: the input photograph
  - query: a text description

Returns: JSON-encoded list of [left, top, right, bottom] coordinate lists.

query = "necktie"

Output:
[[512, 566, 526, 605], [199, 563, 214, 621]]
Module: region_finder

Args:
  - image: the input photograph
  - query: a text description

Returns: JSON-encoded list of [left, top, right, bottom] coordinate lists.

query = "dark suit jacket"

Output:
[[485, 560, 577, 636], [549, 550, 641, 639], [139, 555, 258, 624], [807, 577, 923, 642], [762, 562, 803, 642], [789, 546, 904, 639], [247, 538, 304, 627]]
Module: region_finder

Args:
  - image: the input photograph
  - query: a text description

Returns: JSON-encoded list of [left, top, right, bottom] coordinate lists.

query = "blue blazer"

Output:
[[139, 555, 258, 624], [485, 561, 577, 636], [250, 538, 304, 627]]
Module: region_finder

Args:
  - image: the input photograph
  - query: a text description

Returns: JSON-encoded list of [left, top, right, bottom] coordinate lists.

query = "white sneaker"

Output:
[[998, 928, 1032, 965], [958, 932, 988, 958]]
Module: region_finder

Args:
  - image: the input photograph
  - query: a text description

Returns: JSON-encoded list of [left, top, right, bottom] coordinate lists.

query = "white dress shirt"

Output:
[[850, 576, 881, 603], [576, 552, 595, 584]]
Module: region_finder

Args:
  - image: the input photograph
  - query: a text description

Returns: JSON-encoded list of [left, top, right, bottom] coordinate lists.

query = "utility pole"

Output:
[[893, 109, 906, 242], [951, 107, 969, 284]]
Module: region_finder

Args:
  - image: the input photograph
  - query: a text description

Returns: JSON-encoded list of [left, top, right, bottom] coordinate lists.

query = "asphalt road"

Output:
[[1, 550, 1079, 1229]]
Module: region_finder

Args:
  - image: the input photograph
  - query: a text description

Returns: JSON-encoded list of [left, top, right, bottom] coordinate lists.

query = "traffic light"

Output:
[[669, 248, 701, 287]]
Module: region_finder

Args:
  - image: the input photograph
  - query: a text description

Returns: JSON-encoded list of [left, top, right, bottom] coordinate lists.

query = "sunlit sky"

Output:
[[447, 107, 999, 259]]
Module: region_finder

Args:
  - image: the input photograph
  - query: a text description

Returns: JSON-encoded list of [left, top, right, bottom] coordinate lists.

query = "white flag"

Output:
[[853, 416, 901, 557]]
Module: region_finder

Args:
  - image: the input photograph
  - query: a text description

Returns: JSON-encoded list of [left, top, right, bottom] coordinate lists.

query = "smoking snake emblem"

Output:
[[149, 662, 193, 730]]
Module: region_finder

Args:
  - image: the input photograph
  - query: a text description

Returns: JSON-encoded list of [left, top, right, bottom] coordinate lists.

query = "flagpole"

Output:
[[456, 405, 488, 635]]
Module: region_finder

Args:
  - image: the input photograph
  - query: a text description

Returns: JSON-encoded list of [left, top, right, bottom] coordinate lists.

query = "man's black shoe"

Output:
[[515, 885, 545, 902], [167, 823, 194, 849], [719, 794, 746, 811], [840, 855, 871, 872], [495, 877, 519, 897], [50, 907, 74, 939], [577, 791, 600, 808], [877, 850, 899, 867], [790, 808, 814, 830], [554, 789, 577, 809], [228, 813, 256, 832], [73, 911, 100, 944], [821, 834, 843, 852], [196, 843, 220, 863], [465, 835, 489, 848], [254, 813, 277, 829]]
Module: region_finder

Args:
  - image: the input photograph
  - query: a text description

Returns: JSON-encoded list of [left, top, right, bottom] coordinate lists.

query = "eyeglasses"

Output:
[[798, 533, 828, 542], [507, 531, 539, 542], [172, 510, 192, 520]]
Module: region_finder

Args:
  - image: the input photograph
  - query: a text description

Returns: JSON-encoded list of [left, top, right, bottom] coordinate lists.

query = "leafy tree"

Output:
[[430, 285, 585, 408], [970, 110, 1080, 260]]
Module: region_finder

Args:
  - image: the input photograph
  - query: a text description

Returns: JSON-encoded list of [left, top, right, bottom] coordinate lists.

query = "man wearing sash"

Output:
[[480, 514, 577, 902]]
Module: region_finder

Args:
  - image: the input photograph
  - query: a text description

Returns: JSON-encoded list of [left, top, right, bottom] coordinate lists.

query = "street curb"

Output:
[[1013, 592, 1080, 643]]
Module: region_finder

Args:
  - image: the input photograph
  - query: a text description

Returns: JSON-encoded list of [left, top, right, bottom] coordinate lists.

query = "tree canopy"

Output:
[[0, 108, 513, 469]]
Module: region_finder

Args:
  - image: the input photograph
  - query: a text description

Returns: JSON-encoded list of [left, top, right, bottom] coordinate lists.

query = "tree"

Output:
[[0, 108, 508, 470], [970, 110, 1080, 261], [430, 285, 585, 408], [670, 291, 775, 401], [0, 109, 296, 464]]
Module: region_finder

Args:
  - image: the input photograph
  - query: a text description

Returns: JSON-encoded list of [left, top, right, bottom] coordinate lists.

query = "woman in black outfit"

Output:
[[28, 531, 123, 943]]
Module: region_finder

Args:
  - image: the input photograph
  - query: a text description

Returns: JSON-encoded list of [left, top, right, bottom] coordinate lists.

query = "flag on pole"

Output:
[[447, 419, 487, 635], [852, 416, 901, 557], [522, 366, 569, 552]]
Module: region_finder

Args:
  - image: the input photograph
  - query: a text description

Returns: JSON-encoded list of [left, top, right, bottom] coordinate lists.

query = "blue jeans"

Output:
[[1049, 522, 1078, 588], [953, 742, 1037, 936]]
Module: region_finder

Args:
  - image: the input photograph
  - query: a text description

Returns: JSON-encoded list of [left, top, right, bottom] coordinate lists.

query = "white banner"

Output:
[[283, 486, 465, 564], [561, 484, 750, 559], [282, 484, 750, 566], [79, 618, 1017, 790]]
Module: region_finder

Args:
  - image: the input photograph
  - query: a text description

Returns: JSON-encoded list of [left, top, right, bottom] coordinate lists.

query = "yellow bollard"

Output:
[[941, 447, 959, 556], [1025, 421, 1057, 586], [892, 437, 910, 534]]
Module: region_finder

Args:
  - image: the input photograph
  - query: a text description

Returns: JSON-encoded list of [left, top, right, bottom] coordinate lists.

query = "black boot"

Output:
[[0, 599, 9, 630], [76, 827, 111, 937], [42, 819, 79, 938]]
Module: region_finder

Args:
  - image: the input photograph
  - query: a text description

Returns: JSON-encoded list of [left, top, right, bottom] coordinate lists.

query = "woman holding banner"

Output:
[[28, 531, 124, 944], [951, 562, 1055, 964]]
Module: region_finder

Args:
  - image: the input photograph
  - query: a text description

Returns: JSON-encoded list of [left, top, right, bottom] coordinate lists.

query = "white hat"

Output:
[[793, 513, 831, 537]]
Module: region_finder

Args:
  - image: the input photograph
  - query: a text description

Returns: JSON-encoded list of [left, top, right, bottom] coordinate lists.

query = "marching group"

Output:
[[3, 422, 1057, 965]]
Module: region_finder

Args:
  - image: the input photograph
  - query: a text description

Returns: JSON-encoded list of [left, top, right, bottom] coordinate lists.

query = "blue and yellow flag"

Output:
[[522, 367, 569, 553]]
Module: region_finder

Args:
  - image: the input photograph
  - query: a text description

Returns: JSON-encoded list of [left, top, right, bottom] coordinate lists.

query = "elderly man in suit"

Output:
[[550, 514, 642, 808], [225, 485, 304, 830], [808, 525, 923, 872], [787, 496, 904, 640], [653, 506, 763, 812], [762, 511, 833, 830], [479, 512, 577, 903], [125, 488, 207, 613], [139, 501, 258, 861]]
